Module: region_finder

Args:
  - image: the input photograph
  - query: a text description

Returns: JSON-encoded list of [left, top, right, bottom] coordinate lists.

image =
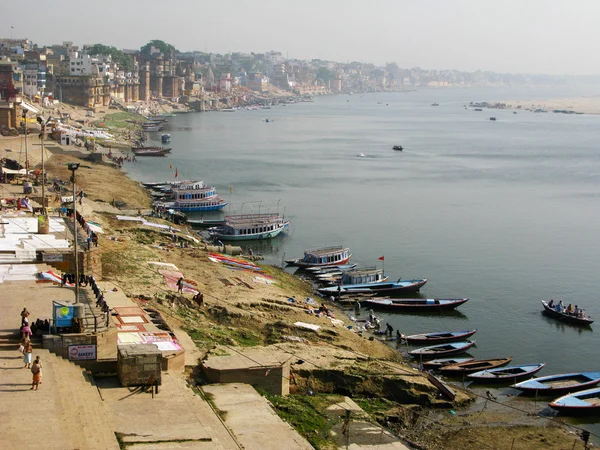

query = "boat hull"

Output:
[[512, 372, 600, 395], [210, 223, 289, 241], [468, 363, 546, 382], [363, 297, 466, 311], [440, 358, 513, 375], [172, 203, 228, 212], [409, 341, 475, 358], [541, 301, 593, 325], [550, 387, 600, 413], [423, 357, 476, 370], [318, 279, 428, 297], [405, 329, 477, 345]]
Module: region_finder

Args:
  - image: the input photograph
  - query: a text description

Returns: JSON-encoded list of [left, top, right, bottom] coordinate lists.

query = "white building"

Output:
[[69, 54, 112, 76]]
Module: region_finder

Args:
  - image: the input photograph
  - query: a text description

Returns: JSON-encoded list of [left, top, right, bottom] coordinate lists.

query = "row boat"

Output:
[[440, 357, 513, 375], [131, 147, 172, 156], [404, 329, 477, 345], [550, 387, 600, 413], [541, 300, 593, 326], [306, 263, 357, 273], [286, 246, 351, 268], [208, 213, 290, 241], [422, 357, 475, 370], [361, 297, 466, 311], [513, 372, 600, 395], [468, 363, 546, 382], [409, 340, 475, 358], [318, 279, 428, 297]]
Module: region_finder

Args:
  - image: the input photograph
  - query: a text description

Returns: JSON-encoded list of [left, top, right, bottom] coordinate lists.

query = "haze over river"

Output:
[[126, 87, 600, 430]]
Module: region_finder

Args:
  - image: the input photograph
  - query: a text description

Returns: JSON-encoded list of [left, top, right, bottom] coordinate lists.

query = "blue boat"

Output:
[[550, 387, 600, 413], [468, 363, 545, 382], [409, 340, 475, 358], [512, 372, 600, 395], [404, 329, 477, 345], [318, 278, 428, 297]]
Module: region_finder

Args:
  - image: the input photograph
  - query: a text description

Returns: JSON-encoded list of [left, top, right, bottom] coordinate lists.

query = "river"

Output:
[[124, 86, 600, 433]]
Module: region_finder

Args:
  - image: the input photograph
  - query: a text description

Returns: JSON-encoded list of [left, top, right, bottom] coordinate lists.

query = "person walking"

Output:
[[31, 356, 42, 390], [176, 277, 184, 294], [23, 340, 33, 369]]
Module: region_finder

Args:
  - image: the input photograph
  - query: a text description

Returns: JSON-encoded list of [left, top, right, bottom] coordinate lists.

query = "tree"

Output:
[[87, 44, 133, 71], [140, 40, 178, 57], [316, 67, 333, 83]]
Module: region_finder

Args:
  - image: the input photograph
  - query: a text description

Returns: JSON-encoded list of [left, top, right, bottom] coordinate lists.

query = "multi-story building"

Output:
[[0, 60, 22, 129]]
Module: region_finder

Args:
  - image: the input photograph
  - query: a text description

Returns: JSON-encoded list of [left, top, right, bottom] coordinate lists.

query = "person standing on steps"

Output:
[[176, 277, 184, 294], [31, 356, 42, 390], [23, 340, 33, 369]]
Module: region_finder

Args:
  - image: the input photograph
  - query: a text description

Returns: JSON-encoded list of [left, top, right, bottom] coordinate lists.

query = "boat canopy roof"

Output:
[[172, 181, 206, 191], [225, 213, 283, 225], [345, 266, 382, 276], [304, 246, 348, 256]]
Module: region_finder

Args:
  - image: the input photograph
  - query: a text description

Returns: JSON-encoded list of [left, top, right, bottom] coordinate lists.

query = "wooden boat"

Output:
[[422, 357, 476, 370], [541, 300, 593, 326], [427, 373, 455, 401], [208, 213, 290, 241], [286, 247, 351, 268], [549, 387, 600, 412], [318, 266, 388, 285], [409, 341, 475, 358], [318, 279, 428, 297], [131, 147, 172, 156], [512, 372, 600, 395], [361, 297, 466, 311], [489, 117, 497, 121], [404, 329, 477, 345], [440, 358, 513, 375], [187, 218, 227, 228], [392, 145, 403, 151], [468, 363, 546, 382]]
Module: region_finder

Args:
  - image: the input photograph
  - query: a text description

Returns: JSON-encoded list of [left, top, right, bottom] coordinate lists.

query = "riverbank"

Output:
[[20, 138, 586, 448]]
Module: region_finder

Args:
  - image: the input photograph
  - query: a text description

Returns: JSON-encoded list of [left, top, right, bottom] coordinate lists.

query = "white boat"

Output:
[[208, 213, 290, 241]]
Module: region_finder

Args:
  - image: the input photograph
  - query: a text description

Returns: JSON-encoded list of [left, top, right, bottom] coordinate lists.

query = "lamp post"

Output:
[[68, 162, 80, 304], [22, 109, 28, 181], [36, 115, 47, 215]]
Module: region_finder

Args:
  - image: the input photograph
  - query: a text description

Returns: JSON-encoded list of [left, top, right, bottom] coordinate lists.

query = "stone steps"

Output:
[[0, 333, 119, 449]]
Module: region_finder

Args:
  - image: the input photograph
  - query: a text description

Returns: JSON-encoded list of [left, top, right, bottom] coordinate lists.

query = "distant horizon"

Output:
[[4, 0, 600, 76]]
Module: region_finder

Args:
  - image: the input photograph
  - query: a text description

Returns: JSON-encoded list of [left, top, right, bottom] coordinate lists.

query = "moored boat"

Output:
[[208, 213, 290, 241], [157, 181, 227, 212], [404, 329, 477, 345], [468, 363, 546, 382], [361, 297, 466, 310], [440, 358, 513, 375], [409, 341, 476, 358], [131, 147, 172, 156], [541, 300, 593, 326], [512, 372, 600, 395], [392, 145, 403, 151], [549, 387, 600, 413], [306, 263, 357, 273], [318, 279, 428, 297], [286, 246, 351, 268], [422, 357, 476, 370], [317, 266, 388, 285]]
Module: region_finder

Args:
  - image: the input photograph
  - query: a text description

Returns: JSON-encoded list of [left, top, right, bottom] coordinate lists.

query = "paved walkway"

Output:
[[203, 383, 313, 450]]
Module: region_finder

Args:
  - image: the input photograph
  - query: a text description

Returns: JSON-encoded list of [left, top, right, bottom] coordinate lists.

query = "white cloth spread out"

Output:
[[294, 322, 321, 331]]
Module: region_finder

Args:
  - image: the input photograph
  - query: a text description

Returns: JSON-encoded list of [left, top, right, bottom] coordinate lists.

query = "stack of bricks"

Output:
[[117, 344, 162, 387]]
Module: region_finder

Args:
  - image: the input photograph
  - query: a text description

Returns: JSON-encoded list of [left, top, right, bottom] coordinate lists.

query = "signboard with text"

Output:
[[68, 344, 97, 361]]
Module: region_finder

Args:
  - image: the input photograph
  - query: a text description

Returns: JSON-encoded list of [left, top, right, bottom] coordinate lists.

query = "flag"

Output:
[[175, 168, 178, 178], [378, 256, 385, 261]]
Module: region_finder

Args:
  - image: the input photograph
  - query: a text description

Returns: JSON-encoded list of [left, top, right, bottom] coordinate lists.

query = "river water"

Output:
[[124, 87, 600, 431]]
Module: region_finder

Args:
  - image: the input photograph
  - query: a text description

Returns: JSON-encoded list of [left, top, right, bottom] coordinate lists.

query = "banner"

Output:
[[68, 345, 96, 361]]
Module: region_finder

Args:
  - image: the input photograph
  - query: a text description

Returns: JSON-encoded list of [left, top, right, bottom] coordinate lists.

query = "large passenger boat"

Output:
[[208, 213, 290, 241], [157, 181, 227, 212], [285, 246, 351, 268]]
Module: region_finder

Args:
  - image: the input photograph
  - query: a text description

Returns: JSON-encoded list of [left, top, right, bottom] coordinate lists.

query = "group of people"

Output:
[[548, 299, 588, 318], [18, 308, 42, 390]]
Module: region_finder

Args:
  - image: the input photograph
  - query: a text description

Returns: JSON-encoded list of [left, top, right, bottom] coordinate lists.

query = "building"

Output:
[[0, 61, 22, 129], [69, 54, 111, 77], [245, 73, 269, 92], [53, 75, 111, 108]]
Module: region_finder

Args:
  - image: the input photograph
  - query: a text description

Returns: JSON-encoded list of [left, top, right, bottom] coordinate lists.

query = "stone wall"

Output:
[[117, 344, 162, 387], [202, 363, 289, 396]]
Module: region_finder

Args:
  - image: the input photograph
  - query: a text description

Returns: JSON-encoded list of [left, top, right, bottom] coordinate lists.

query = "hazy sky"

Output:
[[3, 0, 600, 75]]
